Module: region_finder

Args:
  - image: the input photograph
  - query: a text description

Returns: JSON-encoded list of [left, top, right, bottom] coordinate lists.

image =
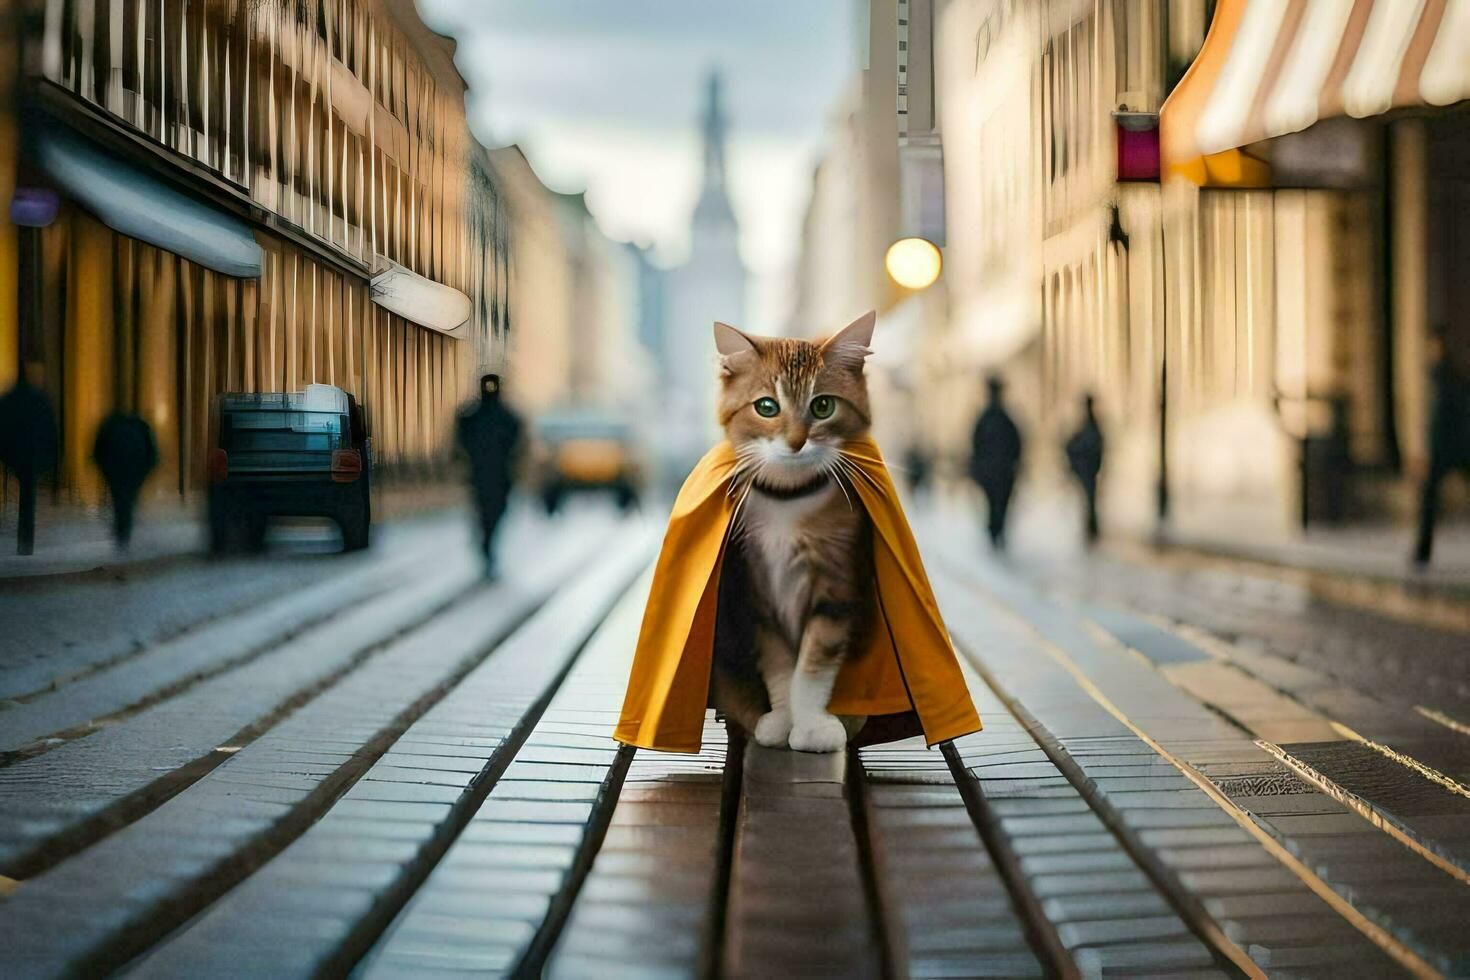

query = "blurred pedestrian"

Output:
[[0, 374, 58, 556], [1413, 340, 1470, 566], [456, 374, 522, 578], [904, 444, 932, 498], [1066, 395, 1104, 544], [93, 411, 158, 549], [969, 376, 1022, 551]]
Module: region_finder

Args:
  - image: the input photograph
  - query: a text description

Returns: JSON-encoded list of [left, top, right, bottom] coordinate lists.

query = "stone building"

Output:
[[485, 146, 649, 425], [1, 0, 510, 501], [797, 0, 1470, 544]]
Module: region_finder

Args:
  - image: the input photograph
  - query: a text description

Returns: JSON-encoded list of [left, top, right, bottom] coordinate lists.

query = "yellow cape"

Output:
[[615, 435, 982, 753]]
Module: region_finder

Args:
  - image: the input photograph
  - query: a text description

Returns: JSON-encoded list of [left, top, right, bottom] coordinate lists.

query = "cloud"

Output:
[[418, 0, 856, 331], [424, 0, 851, 47], [458, 35, 846, 139]]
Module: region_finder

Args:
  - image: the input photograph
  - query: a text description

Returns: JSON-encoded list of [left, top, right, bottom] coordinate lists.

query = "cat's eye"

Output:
[[810, 395, 836, 419], [753, 397, 780, 418]]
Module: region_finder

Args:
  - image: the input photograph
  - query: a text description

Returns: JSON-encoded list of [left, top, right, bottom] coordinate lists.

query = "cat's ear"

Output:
[[822, 310, 876, 367], [714, 321, 757, 356], [714, 321, 757, 377]]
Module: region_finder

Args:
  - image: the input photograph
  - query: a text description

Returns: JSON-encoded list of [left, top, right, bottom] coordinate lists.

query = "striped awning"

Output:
[[1161, 0, 1470, 181]]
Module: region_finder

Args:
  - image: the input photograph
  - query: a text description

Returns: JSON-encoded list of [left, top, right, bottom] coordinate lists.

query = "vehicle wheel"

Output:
[[542, 484, 563, 515], [209, 518, 231, 556], [212, 518, 251, 555], [615, 485, 637, 512], [341, 511, 370, 551], [208, 492, 233, 555], [210, 505, 251, 555], [245, 515, 269, 553]]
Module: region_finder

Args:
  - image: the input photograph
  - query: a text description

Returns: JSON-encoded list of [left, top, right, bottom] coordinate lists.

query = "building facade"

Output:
[[787, 0, 916, 333], [487, 145, 574, 419], [933, 0, 1203, 532], [489, 145, 649, 422], [935, 0, 1470, 540], [1158, 0, 1470, 539], [2, 0, 509, 502], [795, 0, 1470, 544], [787, 0, 962, 467]]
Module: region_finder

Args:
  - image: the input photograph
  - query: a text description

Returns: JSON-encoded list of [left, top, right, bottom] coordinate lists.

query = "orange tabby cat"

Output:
[[709, 311, 875, 752]]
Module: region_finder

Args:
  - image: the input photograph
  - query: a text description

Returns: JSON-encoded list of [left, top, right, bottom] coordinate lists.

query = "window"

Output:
[[221, 410, 346, 452]]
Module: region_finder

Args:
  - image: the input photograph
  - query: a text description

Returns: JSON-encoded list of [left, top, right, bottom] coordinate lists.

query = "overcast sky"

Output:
[[416, 0, 858, 331]]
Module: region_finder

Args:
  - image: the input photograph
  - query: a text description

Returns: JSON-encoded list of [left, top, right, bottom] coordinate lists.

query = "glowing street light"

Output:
[[885, 237, 942, 290]]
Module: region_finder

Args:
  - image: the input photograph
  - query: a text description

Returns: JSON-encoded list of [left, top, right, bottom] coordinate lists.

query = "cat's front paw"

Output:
[[788, 714, 847, 753], [753, 708, 792, 747]]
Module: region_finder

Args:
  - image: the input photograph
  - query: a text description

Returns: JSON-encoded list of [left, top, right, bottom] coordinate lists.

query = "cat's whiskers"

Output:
[[729, 478, 756, 535], [727, 445, 763, 498], [830, 453, 866, 492], [871, 455, 909, 475], [726, 464, 751, 498], [727, 453, 761, 525], [824, 459, 855, 511], [836, 450, 884, 493]]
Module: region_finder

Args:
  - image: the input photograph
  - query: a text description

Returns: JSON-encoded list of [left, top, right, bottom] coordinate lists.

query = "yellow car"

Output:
[[535, 413, 642, 513]]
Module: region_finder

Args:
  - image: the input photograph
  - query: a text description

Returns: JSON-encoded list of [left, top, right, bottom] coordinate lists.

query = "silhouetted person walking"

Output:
[[0, 376, 58, 556], [1413, 354, 1470, 566], [457, 374, 522, 577], [93, 411, 158, 549], [905, 445, 932, 498], [1066, 395, 1104, 544], [969, 376, 1022, 550]]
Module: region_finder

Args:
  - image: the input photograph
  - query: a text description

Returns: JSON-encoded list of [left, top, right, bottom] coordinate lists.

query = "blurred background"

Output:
[[1, 0, 1468, 575]]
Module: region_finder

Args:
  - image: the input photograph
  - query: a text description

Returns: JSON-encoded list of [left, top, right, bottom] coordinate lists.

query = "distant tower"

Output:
[[691, 75, 737, 256], [662, 70, 749, 480], [683, 73, 745, 292]]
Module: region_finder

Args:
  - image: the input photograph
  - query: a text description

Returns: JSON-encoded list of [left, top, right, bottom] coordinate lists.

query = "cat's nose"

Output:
[[786, 430, 807, 453]]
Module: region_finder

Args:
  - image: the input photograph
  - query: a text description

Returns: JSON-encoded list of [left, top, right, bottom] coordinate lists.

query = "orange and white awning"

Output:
[[1162, 0, 1470, 182]]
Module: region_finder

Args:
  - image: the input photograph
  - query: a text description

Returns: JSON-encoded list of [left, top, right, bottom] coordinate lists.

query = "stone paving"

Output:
[[359, 570, 651, 978], [1, 522, 637, 975], [862, 737, 1050, 978], [547, 707, 730, 979], [0, 504, 1467, 978], [941, 673, 1226, 978], [130, 532, 652, 977], [925, 540, 1429, 976], [723, 744, 881, 979]]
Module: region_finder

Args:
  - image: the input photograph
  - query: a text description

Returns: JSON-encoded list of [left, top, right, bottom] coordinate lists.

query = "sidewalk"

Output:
[[1156, 522, 1470, 595], [987, 482, 1470, 597], [0, 481, 471, 580], [0, 500, 203, 580], [1134, 521, 1470, 632], [923, 484, 1470, 627]]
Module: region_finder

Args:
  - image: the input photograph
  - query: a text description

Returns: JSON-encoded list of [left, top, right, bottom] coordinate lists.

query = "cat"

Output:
[[709, 310, 876, 753]]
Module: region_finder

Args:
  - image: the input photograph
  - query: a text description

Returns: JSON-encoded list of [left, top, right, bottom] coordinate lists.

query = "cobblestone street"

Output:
[[1, 503, 1466, 977]]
